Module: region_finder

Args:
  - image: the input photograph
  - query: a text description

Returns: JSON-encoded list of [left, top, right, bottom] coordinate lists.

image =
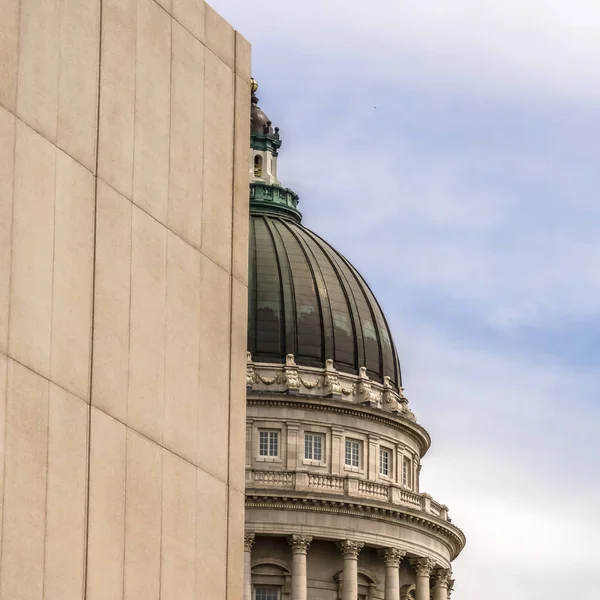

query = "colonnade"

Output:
[[243, 534, 453, 600]]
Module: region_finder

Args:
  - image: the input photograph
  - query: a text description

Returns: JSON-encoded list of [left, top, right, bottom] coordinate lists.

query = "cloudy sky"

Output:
[[211, 1, 600, 597]]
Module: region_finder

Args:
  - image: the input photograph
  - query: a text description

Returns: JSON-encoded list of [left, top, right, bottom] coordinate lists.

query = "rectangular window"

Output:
[[345, 439, 361, 468], [259, 430, 279, 457], [402, 456, 412, 488], [255, 587, 279, 600], [304, 433, 323, 462], [379, 447, 390, 476]]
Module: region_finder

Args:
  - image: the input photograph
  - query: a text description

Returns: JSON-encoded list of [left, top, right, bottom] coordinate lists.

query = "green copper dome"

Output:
[[247, 82, 402, 389]]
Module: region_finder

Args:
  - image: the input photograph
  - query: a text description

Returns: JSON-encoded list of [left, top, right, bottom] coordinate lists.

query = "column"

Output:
[[409, 557, 435, 600], [243, 533, 255, 600], [288, 534, 313, 600], [431, 569, 451, 600], [378, 548, 405, 600], [337, 540, 364, 600]]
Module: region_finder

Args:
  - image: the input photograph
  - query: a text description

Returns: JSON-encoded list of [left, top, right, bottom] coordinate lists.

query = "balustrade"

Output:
[[248, 469, 449, 521]]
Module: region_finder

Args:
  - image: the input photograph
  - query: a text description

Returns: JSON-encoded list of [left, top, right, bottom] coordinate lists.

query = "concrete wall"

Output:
[[0, 1, 251, 599]]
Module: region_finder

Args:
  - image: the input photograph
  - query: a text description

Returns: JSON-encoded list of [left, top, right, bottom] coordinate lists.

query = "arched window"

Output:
[[252, 560, 291, 600], [254, 155, 263, 177]]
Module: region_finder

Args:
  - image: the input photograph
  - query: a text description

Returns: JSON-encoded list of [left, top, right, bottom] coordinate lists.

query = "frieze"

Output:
[[246, 397, 431, 456], [245, 494, 465, 560], [247, 353, 416, 422]]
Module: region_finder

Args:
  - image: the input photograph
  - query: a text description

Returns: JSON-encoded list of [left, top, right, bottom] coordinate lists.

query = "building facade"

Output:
[[244, 86, 466, 600], [0, 2, 250, 599]]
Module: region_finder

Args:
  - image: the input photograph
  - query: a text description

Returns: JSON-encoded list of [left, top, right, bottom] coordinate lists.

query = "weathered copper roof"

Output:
[[248, 212, 402, 388]]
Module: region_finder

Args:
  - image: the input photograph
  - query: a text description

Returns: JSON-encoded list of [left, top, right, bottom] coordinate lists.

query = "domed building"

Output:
[[243, 81, 466, 600]]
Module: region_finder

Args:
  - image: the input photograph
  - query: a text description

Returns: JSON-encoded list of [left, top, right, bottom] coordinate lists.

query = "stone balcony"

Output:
[[246, 468, 450, 522]]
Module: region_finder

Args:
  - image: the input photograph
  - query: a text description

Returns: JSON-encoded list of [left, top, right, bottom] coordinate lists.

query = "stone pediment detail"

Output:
[[246, 354, 416, 422]]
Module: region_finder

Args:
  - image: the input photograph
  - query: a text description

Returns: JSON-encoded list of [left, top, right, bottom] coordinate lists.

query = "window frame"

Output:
[[303, 432, 325, 465], [402, 455, 412, 489], [379, 446, 392, 479], [258, 429, 280, 461], [344, 438, 362, 471], [254, 585, 280, 600]]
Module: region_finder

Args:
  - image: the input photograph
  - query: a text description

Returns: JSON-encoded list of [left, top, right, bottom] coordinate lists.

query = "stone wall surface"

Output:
[[0, 1, 251, 599]]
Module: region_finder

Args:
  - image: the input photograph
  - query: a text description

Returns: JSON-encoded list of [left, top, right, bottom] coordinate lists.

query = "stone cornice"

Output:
[[247, 395, 431, 456], [245, 493, 466, 560]]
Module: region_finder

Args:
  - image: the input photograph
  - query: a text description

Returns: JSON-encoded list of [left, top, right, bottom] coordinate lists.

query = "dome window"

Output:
[[254, 154, 263, 177]]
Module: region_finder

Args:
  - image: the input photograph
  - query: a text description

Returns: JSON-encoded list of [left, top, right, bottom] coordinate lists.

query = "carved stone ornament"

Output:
[[358, 367, 382, 408], [378, 547, 406, 567], [246, 352, 255, 388], [283, 354, 301, 394], [323, 359, 342, 398], [382, 376, 397, 408], [337, 539, 364, 559], [447, 578, 455, 599], [244, 533, 256, 551], [248, 358, 418, 423], [409, 557, 435, 577], [287, 534, 313, 554], [432, 568, 452, 588]]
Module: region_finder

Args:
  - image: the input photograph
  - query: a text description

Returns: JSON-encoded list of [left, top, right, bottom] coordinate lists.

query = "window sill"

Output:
[[302, 459, 327, 468]]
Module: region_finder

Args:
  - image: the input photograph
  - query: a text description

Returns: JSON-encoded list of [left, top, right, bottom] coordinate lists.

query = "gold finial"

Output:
[[250, 78, 258, 93]]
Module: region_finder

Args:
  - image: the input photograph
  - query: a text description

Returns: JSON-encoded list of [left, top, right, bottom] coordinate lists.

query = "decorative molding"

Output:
[[287, 534, 313, 554], [432, 568, 452, 588], [244, 496, 465, 560], [447, 578, 455, 599], [246, 396, 430, 456], [409, 557, 436, 577], [337, 539, 364, 559], [378, 547, 406, 567], [244, 533, 256, 551], [246, 354, 416, 423]]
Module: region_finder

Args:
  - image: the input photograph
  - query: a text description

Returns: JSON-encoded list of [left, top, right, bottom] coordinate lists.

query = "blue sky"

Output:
[[211, 1, 600, 597]]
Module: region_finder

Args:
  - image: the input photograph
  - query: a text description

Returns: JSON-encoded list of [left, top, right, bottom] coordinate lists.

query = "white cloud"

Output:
[[213, 0, 600, 98]]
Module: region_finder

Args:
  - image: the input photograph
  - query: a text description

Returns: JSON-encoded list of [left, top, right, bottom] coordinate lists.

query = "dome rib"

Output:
[[293, 226, 363, 374], [266, 217, 298, 355], [280, 218, 334, 364], [248, 214, 403, 389]]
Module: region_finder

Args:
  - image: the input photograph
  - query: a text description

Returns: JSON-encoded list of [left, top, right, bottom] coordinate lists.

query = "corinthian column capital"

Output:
[[244, 533, 256, 552], [409, 557, 435, 577], [432, 568, 452, 588], [447, 578, 455, 598], [378, 547, 406, 567], [287, 534, 313, 554], [337, 539, 364, 559]]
